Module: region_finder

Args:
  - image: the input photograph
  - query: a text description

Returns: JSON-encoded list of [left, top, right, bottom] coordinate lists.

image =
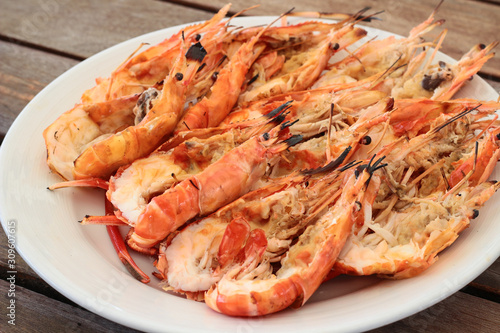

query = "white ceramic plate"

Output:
[[1, 16, 499, 333]]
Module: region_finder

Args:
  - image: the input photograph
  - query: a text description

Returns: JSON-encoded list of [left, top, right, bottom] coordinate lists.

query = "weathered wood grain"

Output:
[[0, 0, 214, 59], [1, 1, 498, 76], [369, 292, 500, 333], [1, 276, 498, 332], [172, 0, 500, 77], [468, 258, 500, 300], [0, 0, 499, 331], [0, 41, 78, 140], [0, 279, 141, 333]]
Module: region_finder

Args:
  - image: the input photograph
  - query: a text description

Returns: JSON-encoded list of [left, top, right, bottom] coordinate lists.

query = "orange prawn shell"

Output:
[[129, 134, 287, 250], [205, 170, 377, 317]]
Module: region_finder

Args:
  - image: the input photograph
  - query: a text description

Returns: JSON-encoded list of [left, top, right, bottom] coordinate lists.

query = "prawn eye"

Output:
[[212, 71, 219, 81], [496, 133, 500, 140], [195, 34, 201, 41], [262, 132, 270, 141], [472, 209, 479, 219], [354, 201, 362, 211], [361, 136, 372, 145], [175, 73, 184, 81]]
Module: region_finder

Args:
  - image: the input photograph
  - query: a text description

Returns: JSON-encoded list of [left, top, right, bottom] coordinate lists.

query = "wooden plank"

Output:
[[0, 41, 79, 140], [0, 229, 36, 277], [173, 0, 500, 77], [369, 292, 500, 332], [470, 258, 500, 295], [1, 277, 498, 332], [0, 279, 141, 332], [0, 0, 214, 59]]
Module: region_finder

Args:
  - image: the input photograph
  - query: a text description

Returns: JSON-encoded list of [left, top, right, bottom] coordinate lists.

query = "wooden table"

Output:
[[1, 0, 499, 331]]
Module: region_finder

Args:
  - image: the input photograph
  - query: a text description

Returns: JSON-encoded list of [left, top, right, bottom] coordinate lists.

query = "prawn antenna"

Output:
[[288, 7, 381, 23], [366, 155, 388, 188], [355, 155, 388, 184], [370, 54, 403, 88], [432, 104, 482, 133], [283, 7, 296, 17], [353, 8, 384, 23], [368, 155, 388, 174], [339, 160, 363, 172], [440, 167, 451, 190], [302, 146, 352, 175], [228, 5, 261, 23]]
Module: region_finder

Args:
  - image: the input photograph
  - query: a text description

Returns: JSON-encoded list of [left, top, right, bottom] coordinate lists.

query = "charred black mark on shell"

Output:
[[284, 135, 303, 147], [185, 42, 207, 62], [422, 74, 445, 91], [273, 112, 288, 125], [189, 179, 199, 190], [280, 119, 299, 130], [266, 100, 293, 119]]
